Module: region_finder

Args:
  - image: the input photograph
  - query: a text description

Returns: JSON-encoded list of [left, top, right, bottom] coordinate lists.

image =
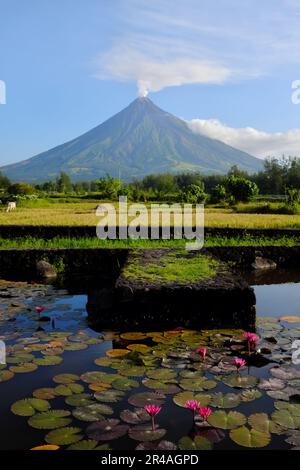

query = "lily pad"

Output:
[[67, 439, 98, 450], [173, 391, 211, 408], [94, 390, 125, 403], [128, 392, 166, 408], [53, 373, 79, 384], [248, 413, 283, 434], [222, 374, 258, 389], [178, 436, 213, 450], [86, 419, 129, 441], [106, 349, 130, 358], [271, 409, 300, 429], [33, 356, 63, 366], [210, 393, 241, 409], [142, 379, 180, 394], [72, 403, 113, 422], [9, 362, 38, 373], [31, 444, 60, 450], [207, 410, 246, 430], [270, 366, 300, 381], [129, 425, 166, 442], [112, 377, 139, 391], [120, 332, 147, 340], [258, 378, 286, 391], [11, 398, 50, 416], [65, 393, 93, 407], [146, 369, 177, 381], [119, 366, 146, 377], [0, 370, 14, 382], [28, 410, 72, 429], [136, 441, 177, 450], [230, 426, 271, 448], [179, 377, 217, 392], [120, 409, 151, 424], [240, 389, 262, 402], [45, 427, 83, 445], [33, 388, 58, 400]]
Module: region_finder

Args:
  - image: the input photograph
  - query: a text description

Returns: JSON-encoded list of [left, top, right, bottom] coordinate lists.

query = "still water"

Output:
[[0, 272, 299, 451]]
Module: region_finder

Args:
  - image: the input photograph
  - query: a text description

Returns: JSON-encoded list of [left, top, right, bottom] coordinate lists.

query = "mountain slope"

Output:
[[1, 97, 263, 181]]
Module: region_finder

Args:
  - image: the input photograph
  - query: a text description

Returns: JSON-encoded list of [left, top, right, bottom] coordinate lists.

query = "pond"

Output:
[[0, 273, 300, 451]]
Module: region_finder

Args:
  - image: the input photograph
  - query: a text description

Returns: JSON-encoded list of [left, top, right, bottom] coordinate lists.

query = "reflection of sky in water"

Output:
[[254, 282, 300, 317]]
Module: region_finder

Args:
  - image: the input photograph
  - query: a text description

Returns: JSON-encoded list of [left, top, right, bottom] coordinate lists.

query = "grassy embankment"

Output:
[[1, 200, 300, 228]]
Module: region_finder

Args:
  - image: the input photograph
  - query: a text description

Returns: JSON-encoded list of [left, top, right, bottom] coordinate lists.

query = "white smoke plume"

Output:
[[95, 48, 231, 97]]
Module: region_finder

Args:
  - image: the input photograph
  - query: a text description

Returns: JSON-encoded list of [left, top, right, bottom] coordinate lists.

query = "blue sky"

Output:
[[1, 0, 300, 165]]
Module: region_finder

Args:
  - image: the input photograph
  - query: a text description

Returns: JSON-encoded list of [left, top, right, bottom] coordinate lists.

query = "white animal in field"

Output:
[[6, 201, 16, 212]]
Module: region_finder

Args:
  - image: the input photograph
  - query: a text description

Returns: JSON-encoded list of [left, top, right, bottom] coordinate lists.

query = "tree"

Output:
[[96, 176, 122, 199], [7, 182, 35, 196], [0, 171, 10, 190], [56, 172, 72, 193], [181, 183, 207, 203], [224, 175, 259, 203], [210, 184, 227, 204]]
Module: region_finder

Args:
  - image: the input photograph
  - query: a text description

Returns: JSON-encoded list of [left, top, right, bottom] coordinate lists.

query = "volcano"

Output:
[[1, 97, 263, 181]]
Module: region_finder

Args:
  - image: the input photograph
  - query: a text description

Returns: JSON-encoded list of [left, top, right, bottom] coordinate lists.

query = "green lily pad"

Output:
[[53, 373, 79, 384], [94, 390, 125, 403], [112, 377, 139, 391], [33, 388, 58, 400], [11, 398, 50, 416], [129, 425, 166, 442], [0, 370, 14, 382], [72, 403, 113, 422], [119, 366, 146, 377], [210, 393, 241, 409], [65, 393, 93, 407], [142, 379, 180, 394], [28, 410, 72, 429], [9, 362, 38, 373], [128, 392, 166, 408], [33, 356, 63, 366], [64, 343, 88, 351], [67, 439, 98, 450], [179, 377, 217, 392], [274, 402, 300, 415], [222, 374, 258, 389], [120, 332, 147, 340], [146, 369, 177, 381], [45, 427, 83, 445], [178, 436, 213, 450], [230, 426, 271, 448], [240, 389, 262, 402], [173, 391, 211, 408], [248, 413, 283, 434], [6, 353, 35, 364], [271, 409, 300, 429], [179, 370, 204, 379], [207, 410, 246, 430]]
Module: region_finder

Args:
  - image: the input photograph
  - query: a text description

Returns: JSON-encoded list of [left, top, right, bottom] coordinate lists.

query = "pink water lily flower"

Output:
[[243, 332, 259, 354], [197, 347, 207, 361], [185, 400, 200, 411], [198, 406, 212, 421], [144, 405, 162, 431], [35, 306, 45, 314], [234, 357, 246, 370]]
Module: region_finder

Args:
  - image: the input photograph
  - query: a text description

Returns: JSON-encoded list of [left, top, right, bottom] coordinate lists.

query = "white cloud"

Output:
[[95, 47, 231, 96], [187, 119, 300, 158]]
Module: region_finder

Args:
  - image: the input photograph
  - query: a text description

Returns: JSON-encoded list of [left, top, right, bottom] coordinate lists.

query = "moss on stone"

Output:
[[122, 249, 220, 284]]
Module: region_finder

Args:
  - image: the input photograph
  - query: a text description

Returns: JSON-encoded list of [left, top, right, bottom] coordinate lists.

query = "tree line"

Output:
[[1, 156, 300, 205]]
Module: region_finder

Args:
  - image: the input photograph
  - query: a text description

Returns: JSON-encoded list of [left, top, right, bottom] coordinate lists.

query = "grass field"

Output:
[[1, 200, 300, 228], [0, 234, 299, 249]]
